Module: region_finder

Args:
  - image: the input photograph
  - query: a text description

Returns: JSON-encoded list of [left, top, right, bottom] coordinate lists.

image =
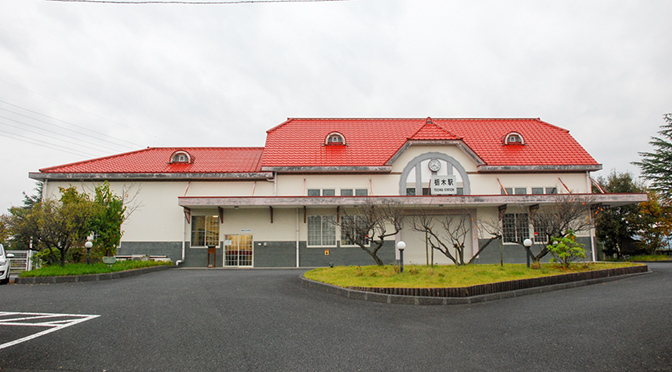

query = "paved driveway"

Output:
[[1, 264, 671, 371]]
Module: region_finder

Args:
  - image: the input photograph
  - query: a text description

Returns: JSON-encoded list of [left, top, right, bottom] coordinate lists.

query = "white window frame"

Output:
[[307, 215, 336, 247], [339, 215, 370, 248], [502, 213, 530, 244]]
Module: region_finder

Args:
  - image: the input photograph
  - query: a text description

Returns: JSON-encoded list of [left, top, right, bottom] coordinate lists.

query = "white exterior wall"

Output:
[[390, 145, 479, 173], [39, 141, 595, 253]]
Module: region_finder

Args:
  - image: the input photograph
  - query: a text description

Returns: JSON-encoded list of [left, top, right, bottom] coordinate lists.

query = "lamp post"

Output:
[[397, 241, 406, 273], [523, 238, 532, 268], [85, 237, 93, 265]]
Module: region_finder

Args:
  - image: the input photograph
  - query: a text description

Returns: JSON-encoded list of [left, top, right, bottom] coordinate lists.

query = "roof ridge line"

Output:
[[533, 118, 570, 133], [266, 118, 294, 133]]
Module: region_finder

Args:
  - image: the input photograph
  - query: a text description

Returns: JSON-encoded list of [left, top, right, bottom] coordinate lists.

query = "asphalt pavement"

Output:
[[1, 264, 671, 371]]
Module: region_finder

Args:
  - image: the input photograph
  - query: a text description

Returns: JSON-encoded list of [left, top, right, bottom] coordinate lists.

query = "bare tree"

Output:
[[529, 194, 594, 263], [410, 209, 472, 266], [468, 215, 504, 264], [338, 199, 405, 266]]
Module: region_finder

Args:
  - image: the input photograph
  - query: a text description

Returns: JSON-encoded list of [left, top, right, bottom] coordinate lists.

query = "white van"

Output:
[[0, 244, 14, 284]]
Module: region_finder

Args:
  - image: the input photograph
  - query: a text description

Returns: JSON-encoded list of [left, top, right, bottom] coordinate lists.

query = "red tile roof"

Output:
[[36, 118, 600, 176], [261, 118, 600, 168], [39, 147, 264, 174], [409, 118, 461, 141]]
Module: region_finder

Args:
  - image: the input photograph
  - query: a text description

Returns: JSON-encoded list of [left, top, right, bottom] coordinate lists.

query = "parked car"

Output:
[[0, 244, 14, 284]]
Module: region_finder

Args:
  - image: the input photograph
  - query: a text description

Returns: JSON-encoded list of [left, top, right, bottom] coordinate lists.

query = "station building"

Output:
[[29, 117, 647, 267]]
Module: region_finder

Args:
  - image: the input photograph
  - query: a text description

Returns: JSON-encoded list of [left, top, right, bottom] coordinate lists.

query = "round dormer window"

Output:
[[170, 150, 193, 164], [325, 132, 346, 146], [504, 132, 525, 145]]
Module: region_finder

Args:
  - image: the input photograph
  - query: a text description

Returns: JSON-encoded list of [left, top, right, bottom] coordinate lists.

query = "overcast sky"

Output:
[[1, 0, 670, 212]]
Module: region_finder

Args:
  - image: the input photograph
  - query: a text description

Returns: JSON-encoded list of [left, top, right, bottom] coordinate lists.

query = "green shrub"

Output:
[[547, 230, 586, 268]]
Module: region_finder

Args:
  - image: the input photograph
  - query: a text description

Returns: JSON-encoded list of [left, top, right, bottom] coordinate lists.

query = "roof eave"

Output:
[[260, 166, 392, 174], [29, 172, 274, 181], [177, 193, 647, 208], [477, 164, 603, 173]]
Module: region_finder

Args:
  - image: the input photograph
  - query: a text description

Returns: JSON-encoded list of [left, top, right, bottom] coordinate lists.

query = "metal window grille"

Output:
[[355, 189, 368, 196], [341, 216, 368, 246], [224, 234, 253, 267], [503, 213, 529, 243], [340, 189, 354, 196], [307, 216, 336, 246], [322, 189, 336, 196]]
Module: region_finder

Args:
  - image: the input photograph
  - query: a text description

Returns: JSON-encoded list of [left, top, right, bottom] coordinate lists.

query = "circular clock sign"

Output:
[[428, 159, 441, 172]]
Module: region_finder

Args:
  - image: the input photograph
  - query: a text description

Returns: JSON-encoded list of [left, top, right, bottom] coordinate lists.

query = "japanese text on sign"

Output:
[[430, 175, 457, 195]]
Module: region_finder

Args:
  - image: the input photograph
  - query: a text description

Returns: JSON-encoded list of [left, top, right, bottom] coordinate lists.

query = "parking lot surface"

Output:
[[1, 264, 671, 371]]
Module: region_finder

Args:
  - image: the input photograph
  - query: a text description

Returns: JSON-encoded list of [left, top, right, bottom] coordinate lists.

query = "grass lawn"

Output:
[[18, 260, 173, 277], [627, 254, 672, 261], [304, 262, 642, 289]]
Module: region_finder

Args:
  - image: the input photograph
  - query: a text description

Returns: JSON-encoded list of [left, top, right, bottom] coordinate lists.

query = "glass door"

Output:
[[224, 234, 253, 267]]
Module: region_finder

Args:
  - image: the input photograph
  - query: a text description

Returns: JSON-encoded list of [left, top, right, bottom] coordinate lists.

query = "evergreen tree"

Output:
[[634, 114, 672, 202], [594, 171, 645, 257]]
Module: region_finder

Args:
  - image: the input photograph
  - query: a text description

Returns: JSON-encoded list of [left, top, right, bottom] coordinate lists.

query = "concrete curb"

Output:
[[14, 265, 174, 285], [300, 266, 651, 305]]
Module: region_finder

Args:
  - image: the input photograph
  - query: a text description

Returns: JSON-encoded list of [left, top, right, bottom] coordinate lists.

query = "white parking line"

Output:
[[0, 312, 100, 350]]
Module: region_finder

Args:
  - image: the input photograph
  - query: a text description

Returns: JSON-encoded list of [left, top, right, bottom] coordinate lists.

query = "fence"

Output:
[[8, 250, 33, 275]]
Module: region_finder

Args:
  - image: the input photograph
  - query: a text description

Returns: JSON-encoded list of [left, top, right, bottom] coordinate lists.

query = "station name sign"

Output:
[[430, 175, 457, 195]]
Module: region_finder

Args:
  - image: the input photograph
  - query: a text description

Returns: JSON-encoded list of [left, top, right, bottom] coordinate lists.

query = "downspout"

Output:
[[176, 182, 191, 266], [274, 172, 278, 196], [296, 208, 300, 268], [176, 215, 186, 266]]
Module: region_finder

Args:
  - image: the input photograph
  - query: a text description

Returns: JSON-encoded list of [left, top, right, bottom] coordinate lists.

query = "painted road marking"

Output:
[[0, 312, 100, 350]]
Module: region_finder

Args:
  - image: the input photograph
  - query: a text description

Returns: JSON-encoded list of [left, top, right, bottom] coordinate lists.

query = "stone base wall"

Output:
[[127, 240, 396, 268], [470, 237, 594, 264]]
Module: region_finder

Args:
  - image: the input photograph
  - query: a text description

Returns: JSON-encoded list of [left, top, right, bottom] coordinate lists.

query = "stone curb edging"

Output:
[[300, 265, 649, 305], [14, 265, 174, 285]]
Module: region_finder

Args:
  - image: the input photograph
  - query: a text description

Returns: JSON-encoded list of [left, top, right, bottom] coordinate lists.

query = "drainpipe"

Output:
[[296, 208, 300, 268], [176, 214, 186, 266], [274, 172, 278, 196], [176, 182, 191, 266]]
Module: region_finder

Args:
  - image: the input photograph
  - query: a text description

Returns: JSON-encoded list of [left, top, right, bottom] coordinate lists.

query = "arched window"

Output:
[[325, 132, 346, 146], [398, 152, 471, 196], [170, 150, 193, 164], [504, 132, 524, 145]]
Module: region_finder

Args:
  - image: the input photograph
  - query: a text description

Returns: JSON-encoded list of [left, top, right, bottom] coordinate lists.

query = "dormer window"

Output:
[[325, 132, 346, 146], [170, 150, 193, 164], [504, 132, 525, 145]]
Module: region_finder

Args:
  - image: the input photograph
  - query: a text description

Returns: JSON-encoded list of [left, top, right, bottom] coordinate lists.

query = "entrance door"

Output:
[[224, 234, 253, 267]]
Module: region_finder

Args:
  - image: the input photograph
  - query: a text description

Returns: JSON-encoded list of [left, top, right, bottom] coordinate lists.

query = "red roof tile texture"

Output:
[[261, 118, 599, 168], [38, 118, 599, 174], [409, 118, 462, 141], [40, 147, 264, 174]]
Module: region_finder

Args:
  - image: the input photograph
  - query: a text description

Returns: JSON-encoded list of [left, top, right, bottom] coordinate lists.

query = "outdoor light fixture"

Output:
[[397, 241, 406, 273], [523, 238, 533, 268], [85, 237, 93, 265]]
